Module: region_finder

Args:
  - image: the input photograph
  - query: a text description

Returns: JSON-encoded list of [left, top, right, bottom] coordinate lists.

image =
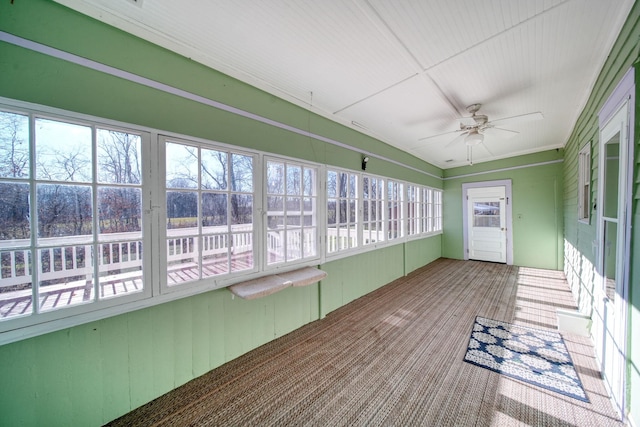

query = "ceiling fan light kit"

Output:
[[465, 130, 484, 146]]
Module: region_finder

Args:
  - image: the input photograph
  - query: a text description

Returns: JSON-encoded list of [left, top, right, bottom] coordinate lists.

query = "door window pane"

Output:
[[473, 202, 501, 227]]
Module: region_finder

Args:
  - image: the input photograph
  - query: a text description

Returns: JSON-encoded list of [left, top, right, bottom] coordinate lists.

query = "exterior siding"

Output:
[[562, 2, 640, 422]]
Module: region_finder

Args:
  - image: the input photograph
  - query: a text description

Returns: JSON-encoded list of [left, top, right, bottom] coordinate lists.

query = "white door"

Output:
[[467, 186, 507, 263], [595, 98, 631, 417]]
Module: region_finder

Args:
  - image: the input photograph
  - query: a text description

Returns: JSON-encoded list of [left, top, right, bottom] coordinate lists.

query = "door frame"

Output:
[[462, 180, 513, 264], [595, 66, 634, 419]]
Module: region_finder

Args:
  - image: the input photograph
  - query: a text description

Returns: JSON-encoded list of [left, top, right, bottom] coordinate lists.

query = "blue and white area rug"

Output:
[[464, 316, 588, 402]]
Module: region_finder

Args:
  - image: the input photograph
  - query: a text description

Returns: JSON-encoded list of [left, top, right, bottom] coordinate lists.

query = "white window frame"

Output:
[[0, 97, 444, 345], [326, 168, 360, 255], [264, 156, 321, 271], [386, 179, 404, 240], [159, 135, 259, 294], [0, 105, 153, 337], [578, 143, 591, 223]]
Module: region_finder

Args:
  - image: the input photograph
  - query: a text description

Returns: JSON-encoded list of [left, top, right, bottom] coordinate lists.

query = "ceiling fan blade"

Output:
[[488, 111, 543, 127], [418, 129, 462, 141], [446, 132, 467, 148], [485, 127, 519, 137]]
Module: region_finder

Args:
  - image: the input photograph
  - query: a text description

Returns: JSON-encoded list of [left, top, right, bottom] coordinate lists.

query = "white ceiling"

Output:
[[55, 0, 634, 169]]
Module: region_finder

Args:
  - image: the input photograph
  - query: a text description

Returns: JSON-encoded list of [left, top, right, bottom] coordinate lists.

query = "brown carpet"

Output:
[[106, 258, 622, 426]]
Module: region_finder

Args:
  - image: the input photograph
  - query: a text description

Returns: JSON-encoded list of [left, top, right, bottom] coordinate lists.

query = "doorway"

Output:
[[595, 68, 634, 418], [462, 180, 513, 264]]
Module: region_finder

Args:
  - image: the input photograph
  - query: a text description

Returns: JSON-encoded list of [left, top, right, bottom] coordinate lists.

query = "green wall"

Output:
[[561, 2, 640, 423], [442, 150, 565, 270], [0, 1, 443, 426]]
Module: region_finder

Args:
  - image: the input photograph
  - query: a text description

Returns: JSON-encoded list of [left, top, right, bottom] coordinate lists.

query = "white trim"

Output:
[[444, 159, 563, 180], [0, 31, 442, 181], [462, 180, 513, 265]]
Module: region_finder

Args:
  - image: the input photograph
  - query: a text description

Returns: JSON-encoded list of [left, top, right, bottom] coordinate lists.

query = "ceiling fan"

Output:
[[419, 104, 544, 164]]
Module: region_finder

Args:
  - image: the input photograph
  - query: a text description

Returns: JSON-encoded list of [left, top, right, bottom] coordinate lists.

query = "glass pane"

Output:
[[473, 202, 501, 227], [603, 138, 620, 218], [166, 142, 198, 189], [327, 171, 337, 198], [202, 193, 227, 227], [98, 187, 142, 237], [231, 232, 253, 272], [166, 191, 198, 231], [287, 228, 302, 261], [603, 220, 617, 302], [0, 182, 31, 241], [303, 168, 314, 196], [349, 174, 356, 198], [202, 234, 229, 277], [327, 199, 336, 226], [267, 229, 285, 264], [98, 241, 143, 299], [363, 177, 369, 198], [287, 196, 301, 212], [230, 194, 253, 225], [231, 153, 253, 192], [37, 184, 92, 240], [349, 200, 356, 224], [267, 161, 284, 194], [303, 228, 316, 258], [0, 249, 33, 319], [287, 165, 301, 195], [35, 119, 92, 182], [339, 200, 347, 224], [38, 245, 94, 312], [0, 111, 29, 179], [201, 148, 227, 190], [339, 172, 347, 197], [97, 129, 142, 184], [166, 236, 199, 286], [267, 195, 283, 212]]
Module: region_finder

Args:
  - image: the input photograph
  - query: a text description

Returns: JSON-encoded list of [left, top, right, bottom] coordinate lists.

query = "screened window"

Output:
[[165, 139, 254, 285], [0, 111, 145, 321], [327, 169, 359, 253], [407, 185, 421, 236], [578, 144, 591, 222], [362, 175, 385, 245], [266, 160, 318, 265]]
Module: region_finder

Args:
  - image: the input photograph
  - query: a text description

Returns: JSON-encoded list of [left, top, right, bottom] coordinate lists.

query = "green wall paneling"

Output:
[[404, 236, 442, 275], [319, 243, 414, 318]]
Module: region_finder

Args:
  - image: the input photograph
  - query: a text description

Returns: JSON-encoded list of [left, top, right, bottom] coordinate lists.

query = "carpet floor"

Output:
[[106, 258, 622, 426]]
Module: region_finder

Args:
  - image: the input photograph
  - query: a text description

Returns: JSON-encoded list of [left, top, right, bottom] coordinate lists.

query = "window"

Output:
[[327, 169, 358, 253], [1, 111, 147, 322], [387, 179, 404, 240], [266, 159, 318, 265], [433, 189, 443, 231], [164, 139, 255, 286], [362, 175, 385, 245], [578, 143, 591, 222], [0, 100, 444, 341]]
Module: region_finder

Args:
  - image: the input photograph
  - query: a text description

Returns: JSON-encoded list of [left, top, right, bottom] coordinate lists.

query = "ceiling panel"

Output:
[[53, 0, 635, 168]]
